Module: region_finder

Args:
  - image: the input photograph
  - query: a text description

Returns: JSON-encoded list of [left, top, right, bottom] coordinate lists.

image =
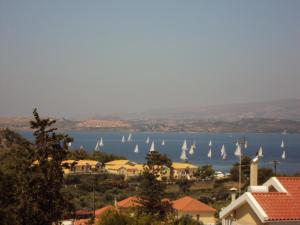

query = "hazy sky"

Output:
[[1, 0, 300, 118]]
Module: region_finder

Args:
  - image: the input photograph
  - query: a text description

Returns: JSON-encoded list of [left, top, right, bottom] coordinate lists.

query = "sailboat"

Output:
[[244, 140, 248, 149], [121, 136, 125, 143], [222, 151, 227, 160], [161, 139, 165, 146], [180, 147, 188, 161], [189, 145, 194, 155], [182, 140, 188, 151], [67, 142, 72, 147], [207, 148, 212, 159], [134, 144, 139, 153], [280, 140, 285, 149], [281, 150, 286, 160], [258, 146, 263, 157], [94, 140, 100, 151], [208, 140, 212, 148], [146, 137, 150, 144], [149, 141, 155, 152], [234, 144, 241, 157], [127, 133, 132, 142], [99, 137, 104, 147], [220, 144, 226, 157]]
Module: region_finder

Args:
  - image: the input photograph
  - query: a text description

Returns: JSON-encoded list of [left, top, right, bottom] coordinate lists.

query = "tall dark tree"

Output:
[[137, 150, 173, 220], [29, 109, 73, 224]]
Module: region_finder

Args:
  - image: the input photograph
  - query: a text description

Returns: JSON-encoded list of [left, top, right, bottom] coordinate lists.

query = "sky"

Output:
[[0, 0, 300, 118]]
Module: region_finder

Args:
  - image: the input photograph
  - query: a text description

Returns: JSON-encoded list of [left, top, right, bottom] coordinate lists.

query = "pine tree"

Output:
[[137, 150, 173, 220], [29, 109, 73, 224]]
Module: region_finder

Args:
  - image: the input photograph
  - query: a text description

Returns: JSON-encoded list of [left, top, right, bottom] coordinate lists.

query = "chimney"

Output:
[[250, 156, 259, 186], [230, 188, 237, 203]]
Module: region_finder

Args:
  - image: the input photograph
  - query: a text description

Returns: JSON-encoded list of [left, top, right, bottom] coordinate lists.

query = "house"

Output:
[[117, 196, 140, 209], [172, 162, 198, 180], [62, 160, 103, 174], [105, 160, 144, 179], [220, 156, 300, 225], [172, 196, 216, 225]]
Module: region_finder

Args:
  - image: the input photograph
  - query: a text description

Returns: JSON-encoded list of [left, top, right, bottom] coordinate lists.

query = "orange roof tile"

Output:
[[172, 196, 215, 213], [95, 205, 115, 216], [253, 177, 300, 221], [117, 196, 140, 208]]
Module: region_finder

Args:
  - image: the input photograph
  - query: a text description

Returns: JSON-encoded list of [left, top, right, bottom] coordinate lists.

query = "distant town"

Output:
[[1, 116, 300, 133]]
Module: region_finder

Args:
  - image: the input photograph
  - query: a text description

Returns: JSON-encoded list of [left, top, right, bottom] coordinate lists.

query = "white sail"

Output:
[[67, 142, 72, 147], [222, 151, 227, 160], [281, 150, 286, 160], [244, 140, 248, 149], [281, 140, 285, 149], [121, 136, 125, 143], [258, 146, 263, 157], [161, 139, 165, 146], [208, 140, 212, 147], [182, 140, 188, 151], [189, 145, 194, 155], [146, 137, 150, 144], [207, 148, 212, 158], [94, 140, 100, 151], [180, 148, 188, 161], [127, 133, 132, 142], [99, 138, 104, 147], [234, 144, 241, 157], [134, 144, 139, 153], [149, 141, 155, 152], [235, 141, 239, 146], [80, 145, 84, 150], [220, 144, 226, 156]]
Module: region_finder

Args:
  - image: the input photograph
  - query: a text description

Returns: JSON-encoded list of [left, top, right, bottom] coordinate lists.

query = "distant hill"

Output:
[[135, 99, 300, 121]]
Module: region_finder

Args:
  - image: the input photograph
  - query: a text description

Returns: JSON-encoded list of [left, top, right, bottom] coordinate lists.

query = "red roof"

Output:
[[95, 205, 115, 216], [172, 196, 215, 213], [117, 196, 140, 208], [253, 177, 300, 221]]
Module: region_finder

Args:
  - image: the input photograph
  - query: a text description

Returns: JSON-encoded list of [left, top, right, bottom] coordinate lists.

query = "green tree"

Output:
[[194, 165, 215, 180], [176, 178, 192, 194], [172, 215, 204, 225], [229, 156, 251, 182], [137, 150, 173, 220], [29, 109, 74, 224]]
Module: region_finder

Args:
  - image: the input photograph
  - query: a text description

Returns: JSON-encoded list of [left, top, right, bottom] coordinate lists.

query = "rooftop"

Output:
[[172, 196, 215, 213]]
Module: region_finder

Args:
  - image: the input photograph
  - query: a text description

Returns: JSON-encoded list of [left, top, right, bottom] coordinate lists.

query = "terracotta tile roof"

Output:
[[253, 177, 300, 221], [95, 205, 115, 216], [172, 196, 215, 213], [117, 196, 140, 208]]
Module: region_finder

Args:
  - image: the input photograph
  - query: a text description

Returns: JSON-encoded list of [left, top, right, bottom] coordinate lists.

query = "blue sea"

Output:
[[19, 131, 300, 174]]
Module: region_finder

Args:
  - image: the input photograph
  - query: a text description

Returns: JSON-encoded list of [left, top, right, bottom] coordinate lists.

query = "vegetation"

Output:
[[0, 109, 73, 225], [137, 150, 173, 220]]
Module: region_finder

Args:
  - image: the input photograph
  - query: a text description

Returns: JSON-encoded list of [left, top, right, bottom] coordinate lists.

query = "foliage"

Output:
[[229, 156, 251, 182], [176, 178, 192, 193], [137, 150, 173, 220], [28, 109, 74, 224], [172, 215, 204, 225], [0, 109, 74, 225], [194, 165, 215, 180], [258, 167, 273, 184]]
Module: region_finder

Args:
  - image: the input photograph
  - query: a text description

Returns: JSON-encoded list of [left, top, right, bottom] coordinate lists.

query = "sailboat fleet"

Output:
[[87, 132, 288, 164]]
